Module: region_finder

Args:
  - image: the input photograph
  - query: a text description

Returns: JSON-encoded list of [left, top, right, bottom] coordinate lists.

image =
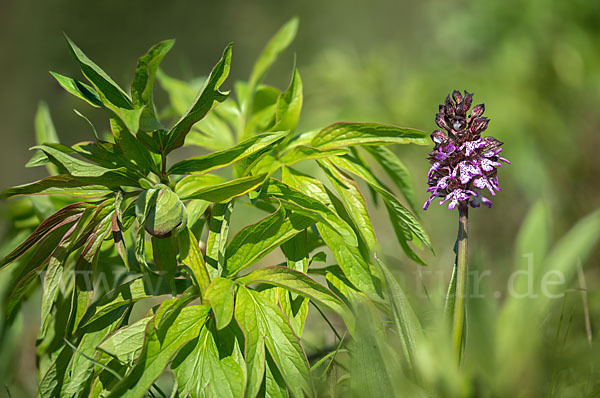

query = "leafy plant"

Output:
[[0, 19, 431, 397]]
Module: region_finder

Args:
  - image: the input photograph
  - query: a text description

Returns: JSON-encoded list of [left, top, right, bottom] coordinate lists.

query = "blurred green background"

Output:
[[1, 0, 599, 395]]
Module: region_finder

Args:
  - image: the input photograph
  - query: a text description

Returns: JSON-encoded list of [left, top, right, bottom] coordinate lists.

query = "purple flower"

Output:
[[423, 91, 509, 210]]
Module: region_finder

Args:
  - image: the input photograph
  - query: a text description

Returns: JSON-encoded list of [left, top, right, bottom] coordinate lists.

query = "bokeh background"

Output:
[[1, 0, 599, 395]]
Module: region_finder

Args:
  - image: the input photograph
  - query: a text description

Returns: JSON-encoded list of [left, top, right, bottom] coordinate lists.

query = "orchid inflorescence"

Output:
[[423, 90, 509, 210]]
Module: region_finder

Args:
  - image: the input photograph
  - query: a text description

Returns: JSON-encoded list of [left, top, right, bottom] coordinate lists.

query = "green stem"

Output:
[[452, 201, 468, 360]]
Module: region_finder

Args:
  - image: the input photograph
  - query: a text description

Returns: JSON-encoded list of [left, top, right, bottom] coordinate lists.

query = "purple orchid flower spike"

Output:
[[423, 90, 509, 210]]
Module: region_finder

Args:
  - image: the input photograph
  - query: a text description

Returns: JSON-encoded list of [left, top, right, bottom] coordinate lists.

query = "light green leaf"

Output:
[[169, 131, 286, 175], [204, 277, 235, 330], [373, 255, 423, 377], [177, 174, 266, 202], [248, 18, 298, 93], [205, 202, 233, 277], [131, 39, 174, 131], [364, 146, 419, 214], [278, 145, 349, 166], [237, 267, 347, 317], [265, 177, 358, 247], [107, 304, 210, 398], [165, 43, 233, 153], [311, 122, 427, 149], [235, 287, 314, 398], [179, 227, 211, 295], [175, 174, 226, 200], [273, 67, 303, 132], [172, 325, 245, 398], [319, 161, 378, 249], [98, 316, 153, 364], [327, 156, 432, 253], [224, 207, 314, 276]]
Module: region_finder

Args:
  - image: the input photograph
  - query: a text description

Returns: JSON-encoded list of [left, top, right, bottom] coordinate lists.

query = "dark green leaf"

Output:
[[64, 35, 133, 110], [50, 71, 103, 108]]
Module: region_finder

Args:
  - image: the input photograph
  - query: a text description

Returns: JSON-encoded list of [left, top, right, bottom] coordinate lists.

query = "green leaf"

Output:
[[237, 267, 347, 317], [319, 161, 378, 249], [98, 316, 153, 364], [169, 131, 286, 175], [175, 174, 226, 200], [278, 145, 348, 166], [177, 174, 266, 203], [233, 288, 266, 398], [172, 325, 245, 398], [205, 202, 233, 277], [224, 207, 314, 276], [364, 146, 419, 214], [373, 255, 423, 377], [64, 35, 133, 110], [327, 156, 432, 254], [311, 122, 427, 149], [235, 287, 314, 398], [281, 168, 379, 297], [109, 114, 159, 175], [32, 102, 60, 175], [32, 144, 126, 178], [248, 18, 298, 93], [151, 236, 178, 278], [265, 177, 358, 247], [107, 304, 210, 398], [1, 175, 108, 199], [131, 39, 174, 131], [273, 67, 303, 132], [204, 277, 236, 330], [178, 227, 211, 295], [50, 71, 103, 108], [165, 43, 233, 153]]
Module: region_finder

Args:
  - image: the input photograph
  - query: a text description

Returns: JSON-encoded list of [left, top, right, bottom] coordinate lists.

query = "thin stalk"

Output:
[[452, 201, 468, 360]]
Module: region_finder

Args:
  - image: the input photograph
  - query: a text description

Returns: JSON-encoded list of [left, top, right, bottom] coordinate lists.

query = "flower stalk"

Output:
[[452, 201, 468, 359]]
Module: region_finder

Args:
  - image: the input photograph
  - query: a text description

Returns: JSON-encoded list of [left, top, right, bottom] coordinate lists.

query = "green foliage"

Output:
[[0, 19, 429, 397]]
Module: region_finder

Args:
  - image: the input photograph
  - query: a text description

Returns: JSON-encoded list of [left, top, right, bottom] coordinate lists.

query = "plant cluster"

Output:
[[0, 19, 432, 397]]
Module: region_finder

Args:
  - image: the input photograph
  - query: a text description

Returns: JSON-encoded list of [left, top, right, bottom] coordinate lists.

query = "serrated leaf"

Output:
[[204, 277, 236, 330], [169, 131, 286, 175], [224, 207, 314, 276], [311, 122, 427, 149], [165, 43, 233, 153], [107, 304, 210, 398]]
